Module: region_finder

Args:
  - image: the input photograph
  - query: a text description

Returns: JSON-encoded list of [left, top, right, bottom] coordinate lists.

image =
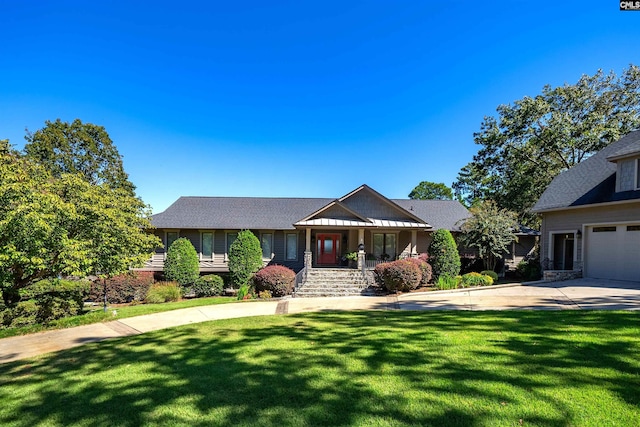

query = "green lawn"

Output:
[[1, 310, 638, 426], [0, 296, 237, 339]]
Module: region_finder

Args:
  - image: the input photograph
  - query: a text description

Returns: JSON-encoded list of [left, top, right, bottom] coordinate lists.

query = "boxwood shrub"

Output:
[[252, 265, 296, 297], [480, 270, 499, 283], [193, 274, 224, 297]]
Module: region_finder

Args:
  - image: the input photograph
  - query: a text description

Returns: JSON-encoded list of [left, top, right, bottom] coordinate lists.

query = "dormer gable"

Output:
[[607, 144, 640, 193]]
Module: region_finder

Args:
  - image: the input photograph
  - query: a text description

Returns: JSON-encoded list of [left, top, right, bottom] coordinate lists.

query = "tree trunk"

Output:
[[2, 287, 22, 307]]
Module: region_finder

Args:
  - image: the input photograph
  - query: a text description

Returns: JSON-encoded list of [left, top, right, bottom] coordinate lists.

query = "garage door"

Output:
[[585, 224, 640, 281]]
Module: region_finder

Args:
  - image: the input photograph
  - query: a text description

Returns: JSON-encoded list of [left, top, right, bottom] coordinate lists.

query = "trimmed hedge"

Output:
[[145, 282, 181, 304], [253, 265, 296, 297], [428, 229, 461, 281], [378, 260, 422, 292], [164, 238, 200, 286], [404, 257, 433, 286], [88, 271, 155, 303], [229, 230, 263, 288], [193, 274, 224, 297]]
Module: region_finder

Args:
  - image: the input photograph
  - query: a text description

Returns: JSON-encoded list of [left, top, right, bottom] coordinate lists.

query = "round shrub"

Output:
[[193, 274, 224, 297], [381, 259, 422, 292], [164, 238, 200, 286], [428, 229, 461, 281], [481, 270, 499, 283], [373, 262, 391, 287], [252, 265, 296, 297], [404, 257, 433, 286]]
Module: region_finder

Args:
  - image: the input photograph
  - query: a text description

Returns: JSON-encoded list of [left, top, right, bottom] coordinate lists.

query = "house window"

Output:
[[636, 159, 640, 189], [166, 231, 178, 250], [226, 232, 238, 258], [373, 233, 396, 260], [201, 232, 213, 260], [285, 233, 297, 260], [261, 233, 273, 258], [593, 226, 616, 232], [627, 225, 640, 231]]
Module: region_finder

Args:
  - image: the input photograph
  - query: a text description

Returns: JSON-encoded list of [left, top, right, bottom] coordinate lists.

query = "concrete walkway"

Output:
[[1, 278, 639, 364]]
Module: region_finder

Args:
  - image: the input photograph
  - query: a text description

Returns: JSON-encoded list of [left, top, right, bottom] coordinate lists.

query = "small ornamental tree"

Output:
[[459, 201, 519, 272], [428, 229, 461, 281], [164, 238, 199, 286], [228, 230, 263, 288]]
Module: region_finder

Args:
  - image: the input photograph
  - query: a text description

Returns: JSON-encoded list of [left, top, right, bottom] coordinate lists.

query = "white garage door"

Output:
[[585, 224, 640, 281]]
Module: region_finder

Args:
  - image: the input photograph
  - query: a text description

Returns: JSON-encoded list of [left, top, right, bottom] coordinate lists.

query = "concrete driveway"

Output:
[[1, 278, 639, 364], [398, 278, 640, 311]]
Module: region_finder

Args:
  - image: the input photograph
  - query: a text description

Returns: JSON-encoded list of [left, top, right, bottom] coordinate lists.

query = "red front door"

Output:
[[317, 234, 341, 265]]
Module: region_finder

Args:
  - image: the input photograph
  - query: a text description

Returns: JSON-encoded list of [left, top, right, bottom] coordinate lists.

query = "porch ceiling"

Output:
[[294, 217, 432, 229]]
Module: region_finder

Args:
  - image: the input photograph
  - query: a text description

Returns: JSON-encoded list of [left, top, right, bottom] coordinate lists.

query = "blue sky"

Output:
[[1, 1, 638, 213]]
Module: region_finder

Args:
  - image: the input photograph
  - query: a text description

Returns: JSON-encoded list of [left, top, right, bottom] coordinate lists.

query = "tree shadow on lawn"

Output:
[[0, 311, 638, 426]]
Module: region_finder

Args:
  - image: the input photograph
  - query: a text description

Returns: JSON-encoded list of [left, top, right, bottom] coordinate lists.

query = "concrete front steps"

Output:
[[294, 268, 378, 297]]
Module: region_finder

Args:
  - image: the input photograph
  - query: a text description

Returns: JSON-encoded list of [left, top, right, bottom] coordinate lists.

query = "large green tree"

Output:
[[24, 119, 135, 194], [408, 181, 453, 200], [0, 150, 160, 306], [459, 201, 519, 272], [453, 65, 640, 225]]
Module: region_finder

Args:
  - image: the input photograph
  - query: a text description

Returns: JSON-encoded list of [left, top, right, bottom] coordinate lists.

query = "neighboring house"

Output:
[[503, 225, 540, 272], [532, 131, 640, 281], [143, 184, 471, 274]]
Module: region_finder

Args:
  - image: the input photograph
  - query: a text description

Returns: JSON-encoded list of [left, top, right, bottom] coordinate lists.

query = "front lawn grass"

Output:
[[0, 296, 237, 339], [1, 310, 638, 426]]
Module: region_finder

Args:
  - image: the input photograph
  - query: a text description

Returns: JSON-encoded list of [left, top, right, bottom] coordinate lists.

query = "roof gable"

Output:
[[337, 184, 427, 223]]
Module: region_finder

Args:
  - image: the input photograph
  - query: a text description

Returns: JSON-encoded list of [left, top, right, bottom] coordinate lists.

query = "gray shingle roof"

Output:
[[151, 195, 471, 231], [532, 131, 640, 212], [392, 199, 471, 231]]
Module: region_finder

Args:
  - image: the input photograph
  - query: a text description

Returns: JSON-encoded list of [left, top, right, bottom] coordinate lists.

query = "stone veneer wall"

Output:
[[543, 270, 583, 282]]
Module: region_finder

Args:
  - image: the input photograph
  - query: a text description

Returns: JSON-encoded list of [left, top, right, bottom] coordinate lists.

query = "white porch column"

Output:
[[411, 230, 417, 257], [357, 228, 365, 270], [304, 228, 312, 270]]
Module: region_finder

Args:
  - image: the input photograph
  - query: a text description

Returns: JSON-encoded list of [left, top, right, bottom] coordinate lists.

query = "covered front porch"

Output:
[[299, 227, 429, 270]]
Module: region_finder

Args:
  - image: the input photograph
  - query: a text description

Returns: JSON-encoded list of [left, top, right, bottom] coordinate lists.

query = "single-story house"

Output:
[[143, 184, 472, 274], [531, 131, 640, 281]]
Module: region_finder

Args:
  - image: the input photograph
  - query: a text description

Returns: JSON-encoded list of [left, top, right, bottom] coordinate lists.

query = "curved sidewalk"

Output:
[[1, 278, 639, 364]]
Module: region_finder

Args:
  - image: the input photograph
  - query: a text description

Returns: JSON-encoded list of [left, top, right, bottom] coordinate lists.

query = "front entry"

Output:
[[317, 233, 341, 265]]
